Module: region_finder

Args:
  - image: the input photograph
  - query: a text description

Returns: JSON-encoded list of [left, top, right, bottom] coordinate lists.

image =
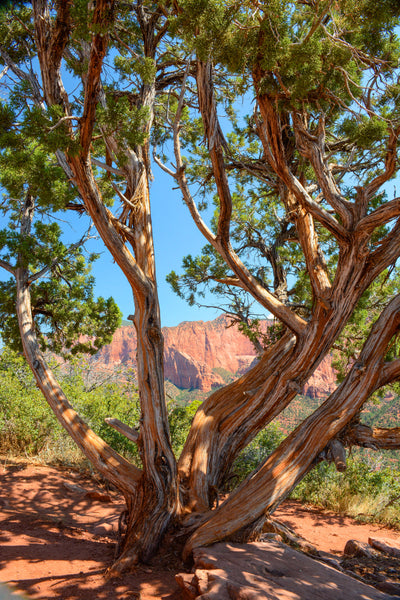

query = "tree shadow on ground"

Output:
[[0, 460, 183, 600]]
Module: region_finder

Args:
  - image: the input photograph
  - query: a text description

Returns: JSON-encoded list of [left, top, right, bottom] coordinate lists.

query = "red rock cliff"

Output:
[[94, 315, 337, 397]]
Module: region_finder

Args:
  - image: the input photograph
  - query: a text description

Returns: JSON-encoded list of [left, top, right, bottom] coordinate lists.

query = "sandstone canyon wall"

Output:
[[95, 315, 337, 398]]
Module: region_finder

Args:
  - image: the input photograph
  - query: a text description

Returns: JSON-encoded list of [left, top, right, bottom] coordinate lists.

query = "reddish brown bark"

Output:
[[29, 1, 179, 568], [5, 1, 400, 571], [184, 295, 400, 556]]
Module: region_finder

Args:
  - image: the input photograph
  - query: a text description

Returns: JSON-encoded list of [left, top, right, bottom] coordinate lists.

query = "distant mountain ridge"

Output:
[[95, 315, 337, 398]]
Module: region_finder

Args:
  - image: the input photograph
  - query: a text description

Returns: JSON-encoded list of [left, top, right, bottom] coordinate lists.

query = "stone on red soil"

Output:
[[369, 538, 400, 559], [344, 539, 378, 558]]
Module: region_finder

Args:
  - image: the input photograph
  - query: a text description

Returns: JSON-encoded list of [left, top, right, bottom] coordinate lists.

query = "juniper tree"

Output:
[[1, 0, 400, 573]]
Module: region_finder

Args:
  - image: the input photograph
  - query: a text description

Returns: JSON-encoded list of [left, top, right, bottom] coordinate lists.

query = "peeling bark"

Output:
[[5, 0, 400, 571], [184, 296, 400, 556], [30, 1, 179, 565]]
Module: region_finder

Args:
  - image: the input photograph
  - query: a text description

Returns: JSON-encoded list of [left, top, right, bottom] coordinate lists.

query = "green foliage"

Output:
[[0, 4, 34, 65], [0, 349, 56, 454], [0, 229, 122, 357], [292, 453, 400, 528], [362, 394, 400, 429], [212, 366, 235, 384], [96, 93, 150, 152], [338, 116, 389, 150], [60, 358, 141, 462], [0, 97, 122, 359], [168, 399, 203, 458], [114, 55, 156, 85], [0, 350, 207, 466], [0, 349, 140, 464], [174, 0, 400, 110], [226, 424, 285, 490], [0, 105, 78, 211]]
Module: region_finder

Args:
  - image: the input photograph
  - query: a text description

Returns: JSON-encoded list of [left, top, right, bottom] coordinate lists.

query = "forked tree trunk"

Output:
[[175, 59, 400, 539], [32, 0, 180, 565], [68, 158, 179, 571], [113, 192, 179, 568], [178, 241, 381, 513], [23, 0, 400, 571], [183, 295, 400, 556]]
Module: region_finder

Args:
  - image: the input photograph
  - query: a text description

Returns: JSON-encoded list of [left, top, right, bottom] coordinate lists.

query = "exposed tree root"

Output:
[[263, 517, 320, 555]]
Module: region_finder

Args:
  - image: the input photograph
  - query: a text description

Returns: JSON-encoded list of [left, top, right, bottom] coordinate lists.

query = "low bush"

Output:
[[168, 399, 203, 458], [0, 349, 140, 467], [292, 453, 400, 528], [226, 424, 285, 490]]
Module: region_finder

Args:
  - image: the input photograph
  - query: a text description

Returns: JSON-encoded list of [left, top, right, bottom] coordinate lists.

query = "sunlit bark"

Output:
[[30, 0, 179, 567], [3, 0, 400, 571], [184, 295, 400, 556]]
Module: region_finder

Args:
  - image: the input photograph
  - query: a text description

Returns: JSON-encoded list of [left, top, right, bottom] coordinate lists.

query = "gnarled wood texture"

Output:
[[3, 0, 400, 570]]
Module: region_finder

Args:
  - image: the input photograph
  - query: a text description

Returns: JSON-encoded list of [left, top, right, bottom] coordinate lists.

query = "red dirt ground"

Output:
[[0, 458, 399, 599]]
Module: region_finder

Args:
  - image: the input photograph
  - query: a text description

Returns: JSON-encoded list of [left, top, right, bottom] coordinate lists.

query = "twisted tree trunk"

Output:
[[12, 0, 400, 572], [183, 295, 400, 556]]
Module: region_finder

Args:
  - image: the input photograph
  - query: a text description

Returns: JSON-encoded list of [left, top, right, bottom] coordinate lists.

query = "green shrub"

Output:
[[292, 453, 400, 528], [0, 349, 58, 454], [226, 423, 285, 490], [60, 358, 140, 463], [0, 349, 140, 466], [168, 399, 203, 458]]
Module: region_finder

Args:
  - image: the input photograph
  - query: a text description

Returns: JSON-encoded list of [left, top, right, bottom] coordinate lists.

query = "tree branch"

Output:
[[362, 127, 400, 204], [69, 155, 151, 297], [105, 417, 139, 444], [32, 0, 72, 108], [364, 219, 400, 286], [194, 61, 306, 335], [253, 104, 349, 242], [29, 229, 96, 284], [15, 194, 141, 495], [344, 423, 400, 450], [280, 185, 332, 304], [80, 0, 115, 156], [292, 112, 354, 228], [379, 356, 400, 388], [356, 197, 400, 236], [0, 259, 15, 275], [0, 47, 44, 108], [91, 157, 124, 177], [183, 293, 400, 556]]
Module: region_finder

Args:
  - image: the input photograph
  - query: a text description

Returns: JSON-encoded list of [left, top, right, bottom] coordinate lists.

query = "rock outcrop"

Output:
[[94, 315, 337, 397], [162, 317, 256, 391], [304, 354, 337, 399], [176, 541, 394, 600]]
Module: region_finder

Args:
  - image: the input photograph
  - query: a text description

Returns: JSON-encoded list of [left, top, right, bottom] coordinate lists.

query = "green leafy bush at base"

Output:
[[292, 453, 400, 529], [0, 349, 140, 467], [168, 399, 203, 458], [0, 350, 55, 454], [226, 424, 285, 491]]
